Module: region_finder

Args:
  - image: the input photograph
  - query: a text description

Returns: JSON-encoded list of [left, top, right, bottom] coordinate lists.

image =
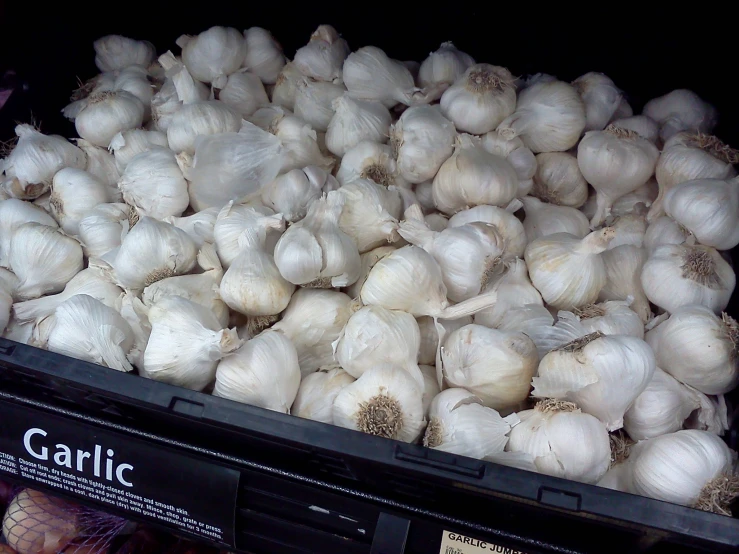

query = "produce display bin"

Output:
[[2, 5, 739, 554]]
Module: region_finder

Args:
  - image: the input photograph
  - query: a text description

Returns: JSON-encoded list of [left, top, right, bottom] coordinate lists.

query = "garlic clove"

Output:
[[291, 366, 355, 423]]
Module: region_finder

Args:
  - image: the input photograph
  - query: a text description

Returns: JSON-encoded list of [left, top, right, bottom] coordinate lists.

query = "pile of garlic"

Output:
[[1, 25, 738, 516]]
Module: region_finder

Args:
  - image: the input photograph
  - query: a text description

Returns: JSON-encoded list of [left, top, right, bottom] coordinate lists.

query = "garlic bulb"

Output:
[[663, 177, 739, 250], [336, 141, 402, 188], [145, 296, 241, 390], [76, 139, 121, 193], [260, 166, 334, 223], [158, 50, 211, 105], [47, 169, 109, 235], [473, 259, 543, 329], [13, 267, 122, 323], [337, 179, 402, 252], [114, 66, 154, 118], [271, 63, 303, 110], [274, 192, 360, 287], [641, 244, 735, 314], [646, 305, 739, 395], [424, 388, 514, 460], [243, 27, 285, 85], [272, 288, 352, 375], [108, 128, 169, 172], [113, 217, 198, 291], [572, 72, 623, 131], [0, 268, 18, 296], [187, 121, 284, 210], [167, 101, 242, 155], [432, 135, 518, 214], [1, 124, 86, 198], [598, 245, 651, 323], [150, 79, 181, 133], [480, 133, 538, 196], [0, 199, 58, 268], [326, 95, 392, 158], [344, 245, 396, 299], [417, 316, 471, 366], [440, 64, 516, 134], [214, 329, 299, 413], [623, 368, 704, 440], [178, 26, 245, 88], [498, 80, 586, 153], [118, 147, 189, 219], [578, 125, 659, 227], [572, 301, 644, 339], [418, 42, 475, 89], [219, 70, 269, 117], [78, 203, 131, 258], [419, 364, 440, 416], [10, 223, 83, 300], [391, 105, 456, 184], [533, 333, 655, 431], [291, 367, 355, 423], [214, 202, 285, 267], [333, 364, 425, 442], [629, 430, 736, 514], [585, 178, 658, 220], [520, 196, 589, 241], [442, 324, 538, 410], [506, 399, 611, 484], [643, 89, 718, 142], [163, 208, 219, 247], [0, 290, 10, 334], [447, 203, 527, 260], [531, 152, 588, 208], [644, 216, 690, 254], [47, 294, 134, 372], [294, 79, 346, 132], [606, 211, 647, 249], [413, 180, 436, 213], [75, 91, 145, 148], [94, 35, 155, 72], [293, 25, 350, 83], [525, 228, 614, 310], [610, 115, 660, 145], [335, 305, 421, 383], [220, 227, 295, 317], [343, 46, 421, 107], [399, 208, 505, 302]]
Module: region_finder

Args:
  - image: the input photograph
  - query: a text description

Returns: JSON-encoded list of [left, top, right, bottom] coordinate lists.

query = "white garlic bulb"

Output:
[[572, 72, 623, 131], [596, 245, 649, 323], [326, 95, 392, 158], [629, 430, 736, 513], [274, 192, 360, 287], [291, 367, 355, 423], [145, 296, 242, 391], [164, 208, 219, 248], [447, 203, 527, 260], [333, 364, 425, 442], [243, 27, 285, 85], [10, 223, 83, 300], [506, 399, 611, 484], [75, 91, 145, 148], [531, 152, 588, 208], [344, 245, 396, 300], [271, 63, 303, 110], [644, 216, 690, 254], [337, 179, 401, 253], [113, 66, 154, 119], [336, 141, 401, 188], [641, 244, 735, 315], [417, 316, 471, 366], [606, 211, 647, 249], [94, 35, 155, 72], [418, 42, 475, 89], [0, 289, 10, 334], [0, 268, 18, 296], [260, 166, 333, 223], [418, 364, 440, 416], [178, 26, 245, 88], [473, 259, 543, 329], [646, 305, 739, 395], [643, 90, 718, 143], [424, 388, 514, 460], [108, 128, 169, 172], [272, 288, 353, 375], [520, 196, 589, 241], [391, 105, 456, 184], [167, 101, 242, 155], [663, 177, 739, 250], [47, 294, 134, 372], [219, 70, 269, 117], [113, 217, 198, 291], [76, 139, 121, 193], [578, 125, 659, 227], [343, 46, 421, 107], [294, 79, 346, 132], [0, 199, 58, 268], [77, 203, 132, 259], [293, 25, 350, 83], [525, 228, 614, 310], [480, 133, 537, 197], [572, 301, 644, 339], [213, 202, 284, 266], [442, 324, 538, 411], [498, 80, 586, 153], [610, 115, 660, 145], [440, 64, 516, 134], [533, 333, 656, 431], [158, 50, 211, 104], [432, 135, 518, 214]]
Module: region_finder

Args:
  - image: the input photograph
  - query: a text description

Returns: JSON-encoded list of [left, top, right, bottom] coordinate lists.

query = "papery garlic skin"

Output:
[[610, 115, 660, 145], [10, 223, 83, 301], [291, 367, 355, 423], [641, 244, 735, 315], [643, 90, 718, 142], [440, 64, 516, 134], [75, 91, 145, 148], [418, 364, 440, 416], [473, 259, 543, 329], [417, 316, 471, 366], [337, 179, 402, 253], [219, 71, 269, 117], [76, 139, 121, 194], [47, 294, 134, 372], [164, 208, 219, 248], [333, 364, 425, 442], [114, 66, 154, 119], [646, 305, 739, 395], [442, 324, 538, 411], [507, 400, 611, 484], [336, 141, 401, 188], [343, 46, 420, 107], [108, 128, 169, 173], [260, 167, 326, 223], [294, 79, 345, 132], [643, 216, 690, 254], [572, 72, 623, 132], [344, 245, 396, 300], [326, 95, 392, 158], [424, 388, 514, 460], [0, 199, 58, 268], [213, 202, 284, 266], [272, 288, 352, 376], [178, 26, 245, 88], [533, 333, 656, 431], [77, 203, 131, 259], [480, 133, 537, 197], [532, 152, 588, 208], [392, 105, 456, 184], [520, 196, 589, 241], [145, 296, 242, 391], [94, 35, 155, 72], [167, 101, 242, 155], [293, 25, 350, 83], [447, 204, 527, 260], [243, 27, 285, 85], [572, 301, 644, 339], [418, 42, 475, 89], [498, 80, 586, 153], [524, 228, 614, 311], [271, 63, 303, 110]]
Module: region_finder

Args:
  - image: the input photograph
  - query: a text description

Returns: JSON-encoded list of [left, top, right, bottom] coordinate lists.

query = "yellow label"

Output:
[[439, 530, 527, 554]]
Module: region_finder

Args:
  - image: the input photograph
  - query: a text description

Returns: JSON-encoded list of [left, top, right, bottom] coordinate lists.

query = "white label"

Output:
[[439, 530, 527, 554]]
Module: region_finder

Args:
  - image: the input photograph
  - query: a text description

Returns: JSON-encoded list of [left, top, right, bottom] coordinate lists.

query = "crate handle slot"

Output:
[[0, 343, 16, 356], [169, 397, 205, 417], [394, 445, 485, 478], [537, 486, 582, 511]]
